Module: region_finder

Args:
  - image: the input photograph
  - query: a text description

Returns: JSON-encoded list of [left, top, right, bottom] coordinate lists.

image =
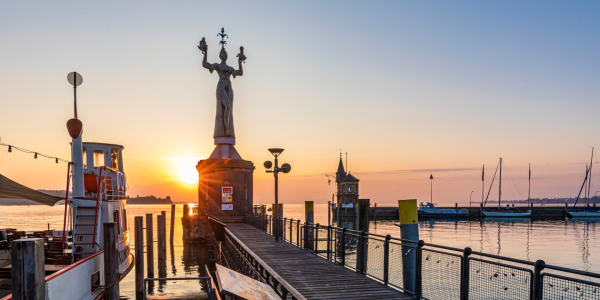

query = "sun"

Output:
[[178, 167, 198, 185]]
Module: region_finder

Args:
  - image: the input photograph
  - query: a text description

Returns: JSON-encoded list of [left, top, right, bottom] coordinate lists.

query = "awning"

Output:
[[0, 173, 63, 206]]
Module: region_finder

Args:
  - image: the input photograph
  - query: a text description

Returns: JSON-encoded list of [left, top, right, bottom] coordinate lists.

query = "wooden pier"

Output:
[[224, 223, 411, 300]]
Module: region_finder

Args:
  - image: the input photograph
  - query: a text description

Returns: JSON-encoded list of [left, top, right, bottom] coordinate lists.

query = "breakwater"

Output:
[[332, 205, 573, 220]]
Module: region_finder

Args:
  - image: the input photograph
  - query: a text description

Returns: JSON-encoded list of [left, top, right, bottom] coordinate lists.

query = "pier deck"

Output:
[[225, 223, 412, 300]]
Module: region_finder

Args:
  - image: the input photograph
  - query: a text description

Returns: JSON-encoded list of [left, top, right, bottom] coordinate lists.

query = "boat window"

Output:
[[113, 210, 121, 235], [93, 150, 105, 167], [111, 149, 119, 169], [82, 147, 87, 166]]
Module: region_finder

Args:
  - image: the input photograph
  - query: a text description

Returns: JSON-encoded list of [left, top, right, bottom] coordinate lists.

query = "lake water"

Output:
[[1, 203, 599, 298]]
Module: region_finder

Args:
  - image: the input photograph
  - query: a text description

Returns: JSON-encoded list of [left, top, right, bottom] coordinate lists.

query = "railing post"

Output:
[[532, 260, 545, 300], [460, 247, 472, 300], [327, 225, 332, 261], [358, 230, 366, 273], [415, 240, 424, 299], [303, 222, 309, 250], [289, 218, 293, 244], [383, 235, 391, 285], [341, 228, 346, 266], [314, 223, 320, 255], [296, 220, 300, 246]]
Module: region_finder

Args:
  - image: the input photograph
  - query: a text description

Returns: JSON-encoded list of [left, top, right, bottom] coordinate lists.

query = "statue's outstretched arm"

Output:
[[200, 48, 212, 71], [232, 59, 243, 78]]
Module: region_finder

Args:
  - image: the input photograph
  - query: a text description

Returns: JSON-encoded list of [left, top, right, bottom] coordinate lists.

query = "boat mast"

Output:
[[588, 148, 594, 210], [585, 164, 589, 209], [528, 163, 531, 206], [499, 157, 502, 209]]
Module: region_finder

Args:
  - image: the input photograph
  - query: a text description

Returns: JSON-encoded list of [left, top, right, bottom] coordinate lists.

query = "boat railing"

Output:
[[246, 213, 600, 300]]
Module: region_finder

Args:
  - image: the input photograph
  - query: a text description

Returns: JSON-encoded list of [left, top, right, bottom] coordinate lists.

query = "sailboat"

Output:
[[482, 158, 531, 217], [567, 148, 600, 218]]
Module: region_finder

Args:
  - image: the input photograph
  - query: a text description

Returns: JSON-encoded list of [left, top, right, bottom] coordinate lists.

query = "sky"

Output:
[[1, 1, 599, 206]]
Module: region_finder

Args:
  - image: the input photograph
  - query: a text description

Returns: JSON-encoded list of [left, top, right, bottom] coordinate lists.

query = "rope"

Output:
[[0, 143, 86, 167]]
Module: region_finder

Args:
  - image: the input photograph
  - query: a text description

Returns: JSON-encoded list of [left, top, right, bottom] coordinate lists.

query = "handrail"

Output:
[[253, 213, 600, 300], [62, 162, 72, 249], [224, 228, 306, 300], [45, 250, 104, 282], [91, 167, 104, 247]]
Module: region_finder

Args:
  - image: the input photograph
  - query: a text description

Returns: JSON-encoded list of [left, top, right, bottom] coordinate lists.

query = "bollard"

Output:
[[305, 201, 314, 224], [146, 213, 154, 278], [11, 238, 45, 300], [357, 199, 370, 273], [134, 216, 144, 299], [104, 222, 119, 299], [183, 204, 189, 218], [398, 199, 419, 295], [170, 204, 176, 243]]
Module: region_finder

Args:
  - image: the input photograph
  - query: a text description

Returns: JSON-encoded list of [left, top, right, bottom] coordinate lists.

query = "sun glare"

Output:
[[178, 167, 198, 185]]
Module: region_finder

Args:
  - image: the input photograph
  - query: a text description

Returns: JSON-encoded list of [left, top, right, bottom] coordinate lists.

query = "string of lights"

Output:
[[0, 143, 84, 166]]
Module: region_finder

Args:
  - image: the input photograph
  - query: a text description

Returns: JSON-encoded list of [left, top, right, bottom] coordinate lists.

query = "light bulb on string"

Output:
[[34, 153, 38, 159], [8, 146, 11, 153], [55, 158, 59, 164]]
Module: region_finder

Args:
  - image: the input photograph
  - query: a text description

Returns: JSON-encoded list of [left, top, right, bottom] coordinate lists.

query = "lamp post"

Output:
[[470, 191, 474, 207], [264, 148, 291, 241], [429, 174, 433, 203]]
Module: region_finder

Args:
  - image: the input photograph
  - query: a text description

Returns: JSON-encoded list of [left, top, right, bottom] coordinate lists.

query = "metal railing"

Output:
[[246, 214, 600, 300], [222, 227, 305, 300]]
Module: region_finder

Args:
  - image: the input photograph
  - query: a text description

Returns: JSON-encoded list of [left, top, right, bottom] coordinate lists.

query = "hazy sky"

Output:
[[1, 1, 599, 206]]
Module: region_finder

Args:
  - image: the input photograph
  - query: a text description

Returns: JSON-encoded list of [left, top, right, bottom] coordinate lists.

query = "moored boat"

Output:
[[567, 148, 600, 218], [482, 158, 532, 218], [417, 202, 468, 218]]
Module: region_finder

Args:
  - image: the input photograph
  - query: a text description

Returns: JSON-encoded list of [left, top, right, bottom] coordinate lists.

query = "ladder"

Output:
[[71, 167, 106, 261]]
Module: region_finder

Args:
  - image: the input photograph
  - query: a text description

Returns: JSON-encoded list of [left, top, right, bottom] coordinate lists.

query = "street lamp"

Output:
[[264, 148, 291, 241], [470, 191, 474, 207], [429, 174, 433, 203]]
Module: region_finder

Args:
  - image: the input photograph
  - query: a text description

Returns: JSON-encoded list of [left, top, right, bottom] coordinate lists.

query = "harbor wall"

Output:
[[331, 205, 570, 220]]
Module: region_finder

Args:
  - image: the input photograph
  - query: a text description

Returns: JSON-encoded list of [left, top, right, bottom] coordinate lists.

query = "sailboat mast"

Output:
[[588, 148, 594, 210], [528, 163, 531, 206], [499, 158, 502, 209], [586, 164, 589, 208]]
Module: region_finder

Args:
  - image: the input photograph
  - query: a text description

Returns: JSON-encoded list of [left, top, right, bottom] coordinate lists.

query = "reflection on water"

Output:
[[0, 204, 210, 299], [2, 204, 600, 297], [274, 204, 600, 274]]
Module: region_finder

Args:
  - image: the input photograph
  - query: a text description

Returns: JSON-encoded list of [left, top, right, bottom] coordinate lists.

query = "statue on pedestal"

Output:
[[199, 28, 247, 144]]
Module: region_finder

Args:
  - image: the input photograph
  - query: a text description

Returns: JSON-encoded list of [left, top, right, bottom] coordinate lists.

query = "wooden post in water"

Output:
[[183, 204, 190, 218], [145, 213, 154, 278], [11, 238, 45, 300], [104, 222, 119, 300], [170, 204, 176, 243], [157, 214, 165, 261], [134, 216, 144, 299]]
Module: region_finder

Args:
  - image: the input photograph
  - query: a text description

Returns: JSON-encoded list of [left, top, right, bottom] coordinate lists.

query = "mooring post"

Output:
[[170, 204, 176, 243], [183, 204, 189, 218], [305, 201, 314, 224], [134, 216, 144, 299], [11, 238, 45, 300], [104, 222, 119, 299], [480, 203, 483, 218], [399, 199, 419, 295], [357, 230, 366, 273], [383, 235, 391, 285], [303, 222, 309, 250], [146, 213, 154, 278], [157, 214, 163, 261]]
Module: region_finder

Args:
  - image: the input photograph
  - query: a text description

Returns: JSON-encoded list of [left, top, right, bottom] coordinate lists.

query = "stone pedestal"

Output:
[[197, 158, 254, 220]]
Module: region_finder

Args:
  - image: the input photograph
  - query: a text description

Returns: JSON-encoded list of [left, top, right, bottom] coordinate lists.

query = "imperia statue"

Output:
[[199, 28, 246, 140]]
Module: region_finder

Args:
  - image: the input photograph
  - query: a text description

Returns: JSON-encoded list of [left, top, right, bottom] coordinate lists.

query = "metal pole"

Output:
[[274, 155, 279, 241], [383, 235, 391, 285], [532, 260, 545, 300], [460, 247, 472, 300], [470, 191, 474, 207]]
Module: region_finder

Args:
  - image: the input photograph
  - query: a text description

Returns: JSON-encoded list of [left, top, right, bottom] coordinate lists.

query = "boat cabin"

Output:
[[82, 142, 126, 199]]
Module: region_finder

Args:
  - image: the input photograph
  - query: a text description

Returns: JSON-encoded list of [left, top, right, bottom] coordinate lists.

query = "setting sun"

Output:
[[178, 166, 198, 185]]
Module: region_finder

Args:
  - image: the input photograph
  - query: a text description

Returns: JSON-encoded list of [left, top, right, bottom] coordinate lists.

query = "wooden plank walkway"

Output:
[[226, 223, 412, 300]]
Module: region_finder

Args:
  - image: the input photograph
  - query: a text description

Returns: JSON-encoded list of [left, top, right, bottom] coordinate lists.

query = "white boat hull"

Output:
[[567, 211, 600, 218], [482, 210, 531, 217]]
